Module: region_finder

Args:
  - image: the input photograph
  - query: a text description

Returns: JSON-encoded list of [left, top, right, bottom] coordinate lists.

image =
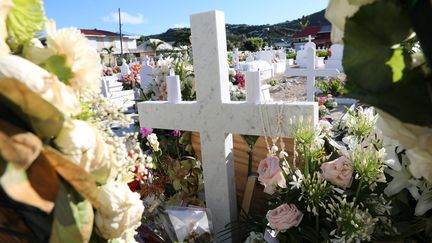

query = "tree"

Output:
[[243, 37, 264, 52], [101, 46, 115, 67], [298, 15, 310, 30], [148, 40, 164, 56], [174, 29, 191, 47]]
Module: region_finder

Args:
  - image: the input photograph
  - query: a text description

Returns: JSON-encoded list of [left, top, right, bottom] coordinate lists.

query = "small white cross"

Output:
[[285, 47, 340, 101]]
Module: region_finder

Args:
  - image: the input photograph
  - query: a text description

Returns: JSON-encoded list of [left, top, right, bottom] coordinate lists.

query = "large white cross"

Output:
[[138, 10, 317, 240], [285, 47, 340, 101]]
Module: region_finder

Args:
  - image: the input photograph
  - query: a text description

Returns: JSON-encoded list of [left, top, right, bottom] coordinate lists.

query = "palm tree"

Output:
[[102, 46, 115, 67], [148, 40, 164, 57]]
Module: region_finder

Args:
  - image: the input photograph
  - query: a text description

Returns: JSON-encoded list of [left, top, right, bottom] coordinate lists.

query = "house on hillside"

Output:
[[136, 38, 174, 57], [291, 25, 332, 51], [80, 29, 139, 54]]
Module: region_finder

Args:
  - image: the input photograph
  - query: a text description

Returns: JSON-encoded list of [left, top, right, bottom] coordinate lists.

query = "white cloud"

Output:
[[102, 12, 145, 25], [173, 23, 188, 28]]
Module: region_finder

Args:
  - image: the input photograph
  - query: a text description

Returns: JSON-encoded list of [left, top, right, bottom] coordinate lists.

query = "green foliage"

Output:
[[173, 29, 191, 47], [316, 50, 328, 58], [343, 0, 432, 125], [286, 52, 296, 59], [316, 79, 344, 97], [39, 55, 74, 84], [268, 79, 278, 86], [243, 37, 264, 52], [6, 0, 45, 53]]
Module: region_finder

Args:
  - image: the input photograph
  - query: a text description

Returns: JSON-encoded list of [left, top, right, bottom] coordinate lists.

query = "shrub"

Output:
[[316, 79, 344, 97], [286, 52, 296, 59], [243, 37, 264, 52], [316, 50, 329, 58]]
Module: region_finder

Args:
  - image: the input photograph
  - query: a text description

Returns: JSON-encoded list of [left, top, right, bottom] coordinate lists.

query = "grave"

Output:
[[285, 43, 340, 101], [139, 56, 154, 90], [325, 44, 344, 71], [138, 10, 317, 241], [100, 76, 135, 108], [120, 58, 131, 76]]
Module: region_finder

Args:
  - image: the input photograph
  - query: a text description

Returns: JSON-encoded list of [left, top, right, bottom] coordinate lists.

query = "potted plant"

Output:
[[316, 50, 328, 68], [286, 52, 296, 66]]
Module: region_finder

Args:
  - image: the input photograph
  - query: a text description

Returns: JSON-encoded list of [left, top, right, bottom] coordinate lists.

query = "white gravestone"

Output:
[[325, 44, 344, 71], [245, 54, 254, 62], [140, 56, 154, 90], [120, 58, 131, 76], [245, 71, 272, 103], [285, 47, 340, 101], [295, 45, 306, 67], [138, 11, 318, 240]]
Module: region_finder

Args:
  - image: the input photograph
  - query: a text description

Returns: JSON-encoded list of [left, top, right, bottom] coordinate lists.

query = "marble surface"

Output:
[[138, 10, 317, 241]]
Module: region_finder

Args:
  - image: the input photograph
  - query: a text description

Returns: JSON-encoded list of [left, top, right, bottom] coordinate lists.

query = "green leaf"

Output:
[[39, 55, 74, 84], [6, 0, 45, 52], [386, 48, 405, 83], [50, 181, 94, 243], [343, 0, 412, 92], [342, 0, 432, 125]]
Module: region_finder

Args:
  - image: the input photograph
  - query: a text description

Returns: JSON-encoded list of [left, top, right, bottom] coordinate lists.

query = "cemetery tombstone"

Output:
[[120, 58, 131, 76], [138, 11, 317, 241], [325, 44, 344, 71], [140, 56, 154, 90], [285, 46, 340, 101]]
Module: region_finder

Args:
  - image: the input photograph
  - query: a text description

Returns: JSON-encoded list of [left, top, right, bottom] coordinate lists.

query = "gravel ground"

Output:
[[266, 74, 349, 120]]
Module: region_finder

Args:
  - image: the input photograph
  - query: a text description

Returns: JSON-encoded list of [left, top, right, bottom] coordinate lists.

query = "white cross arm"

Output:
[[138, 101, 199, 131], [221, 102, 318, 137]]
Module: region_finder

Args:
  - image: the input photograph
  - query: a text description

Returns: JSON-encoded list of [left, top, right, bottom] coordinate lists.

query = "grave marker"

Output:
[[138, 11, 317, 240], [285, 47, 340, 101]]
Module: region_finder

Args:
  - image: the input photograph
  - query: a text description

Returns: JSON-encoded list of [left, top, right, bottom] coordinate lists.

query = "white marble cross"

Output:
[[285, 46, 340, 101], [138, 11, 317, 240]]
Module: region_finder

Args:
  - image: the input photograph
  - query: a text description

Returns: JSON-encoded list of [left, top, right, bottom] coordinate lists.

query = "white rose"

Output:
[[146, 133, 160, 151], [0, 54, 80, 115], [0, 0, 12, 54], [95, 182, 144, 239], [325, 0, 376, 43], [54, 120, 115, 184]]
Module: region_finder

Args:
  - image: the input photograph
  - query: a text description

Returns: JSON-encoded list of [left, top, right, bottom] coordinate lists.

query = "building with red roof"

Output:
[[291, 25, 332, 50]]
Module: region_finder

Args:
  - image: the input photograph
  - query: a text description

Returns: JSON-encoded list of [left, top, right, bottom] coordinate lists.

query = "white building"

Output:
[[80, 29, 139, 54]]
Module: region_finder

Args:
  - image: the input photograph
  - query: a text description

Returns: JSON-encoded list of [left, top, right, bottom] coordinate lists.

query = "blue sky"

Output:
[[44, 0, 328, 36]]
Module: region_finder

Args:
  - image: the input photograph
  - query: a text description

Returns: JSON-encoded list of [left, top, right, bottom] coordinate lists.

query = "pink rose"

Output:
[[258, 156, 286, 194], [321, 156, 353, 189], [267, 204, 303, 232]]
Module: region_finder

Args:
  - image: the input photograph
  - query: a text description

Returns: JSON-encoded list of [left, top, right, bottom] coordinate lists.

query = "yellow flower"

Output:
[[45, 20, 101, 94], [0, 0, 12, 54]]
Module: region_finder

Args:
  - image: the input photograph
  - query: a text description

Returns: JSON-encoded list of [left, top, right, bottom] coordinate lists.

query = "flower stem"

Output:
[[315, 213, 319, 242], [355, 178, 363, 203], [303, 144, 309, 177]]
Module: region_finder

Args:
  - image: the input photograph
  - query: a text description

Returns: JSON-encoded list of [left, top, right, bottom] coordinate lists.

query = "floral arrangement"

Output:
[[229, 70, 246, 88], [120, 63, 141, 90], [243, 108, 397, 242], [317, 94, 337, 121], [326, 0, 432, 239], [0, 0, 144, 242], [102, 67, 113, 76], [146, 53, 196, 101]]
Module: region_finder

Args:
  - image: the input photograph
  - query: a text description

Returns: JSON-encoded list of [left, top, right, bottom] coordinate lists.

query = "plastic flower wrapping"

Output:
[[0, 0, 143, 242]]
